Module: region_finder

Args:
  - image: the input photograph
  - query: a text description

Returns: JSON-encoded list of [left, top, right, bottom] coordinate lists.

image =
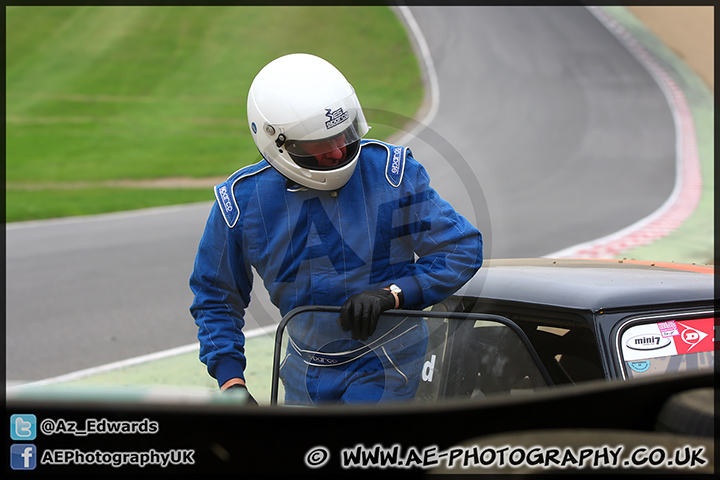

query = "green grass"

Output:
[[48, 334, 277, 404], [6, 6, 423, 221], [5, 188, 214, 222]]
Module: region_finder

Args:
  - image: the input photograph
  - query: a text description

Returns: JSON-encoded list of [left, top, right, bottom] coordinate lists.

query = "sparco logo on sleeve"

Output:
[[391, 148, 402, 175], [325, 107, 349, 129], [218, 185, 233, 213]]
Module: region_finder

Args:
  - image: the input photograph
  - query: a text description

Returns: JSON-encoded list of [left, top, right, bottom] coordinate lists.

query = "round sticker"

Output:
[[628, 360, 650, 373]]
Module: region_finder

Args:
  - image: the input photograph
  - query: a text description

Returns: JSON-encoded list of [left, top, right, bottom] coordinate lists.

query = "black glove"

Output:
[[223, 383, 258, 406], [339, 289, 396, 341]]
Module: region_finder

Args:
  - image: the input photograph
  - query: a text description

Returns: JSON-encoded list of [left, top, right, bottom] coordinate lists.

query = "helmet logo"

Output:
[[325, 107, 349, 129]]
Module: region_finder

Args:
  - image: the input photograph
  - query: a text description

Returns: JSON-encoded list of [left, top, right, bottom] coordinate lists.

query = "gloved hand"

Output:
[[223, 383, 259, 406], [339, 289, 397, 341]]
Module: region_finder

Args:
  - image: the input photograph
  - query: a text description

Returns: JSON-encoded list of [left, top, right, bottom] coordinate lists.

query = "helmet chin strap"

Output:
[[284, 178, 303, 190]]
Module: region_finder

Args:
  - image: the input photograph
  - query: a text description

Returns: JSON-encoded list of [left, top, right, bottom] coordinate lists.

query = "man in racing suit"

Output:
[[189, 53, 483, 405]]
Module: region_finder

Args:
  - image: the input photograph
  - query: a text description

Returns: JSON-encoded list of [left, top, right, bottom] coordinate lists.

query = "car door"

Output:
[[270, 306, 553, 406]]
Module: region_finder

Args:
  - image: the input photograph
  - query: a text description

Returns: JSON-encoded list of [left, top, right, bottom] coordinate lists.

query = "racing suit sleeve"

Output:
[[387, 156, 483, 309], [189, 202, 252, 388]]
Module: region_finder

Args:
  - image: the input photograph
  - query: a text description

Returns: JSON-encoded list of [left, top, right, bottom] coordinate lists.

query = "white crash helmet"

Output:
[[247, 53, 370, 191]]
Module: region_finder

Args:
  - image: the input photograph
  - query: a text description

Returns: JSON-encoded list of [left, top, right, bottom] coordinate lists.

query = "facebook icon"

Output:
[[11, 444, 37, 470]]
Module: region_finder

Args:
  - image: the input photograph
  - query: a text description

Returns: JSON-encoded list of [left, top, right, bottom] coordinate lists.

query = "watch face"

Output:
[[390, 285, 401, 294]]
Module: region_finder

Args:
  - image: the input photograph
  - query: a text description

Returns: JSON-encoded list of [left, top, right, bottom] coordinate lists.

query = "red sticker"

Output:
[[672, 318, 715, 354]]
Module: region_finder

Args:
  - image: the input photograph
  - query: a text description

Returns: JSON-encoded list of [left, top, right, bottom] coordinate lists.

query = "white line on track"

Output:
[[5, 201, 213, 230], [392, 6, 441, 145], [7, 324, 278, 390]]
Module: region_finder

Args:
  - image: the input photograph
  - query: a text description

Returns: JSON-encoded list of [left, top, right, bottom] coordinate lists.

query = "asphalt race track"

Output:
[[400, 6, 675, 259], [6, 6, 678, 382]]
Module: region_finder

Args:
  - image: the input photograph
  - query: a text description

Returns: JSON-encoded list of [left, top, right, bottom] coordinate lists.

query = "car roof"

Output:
[[455, 258, 715, 313]]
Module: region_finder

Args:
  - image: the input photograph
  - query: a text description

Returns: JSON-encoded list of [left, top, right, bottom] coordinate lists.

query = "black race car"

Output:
[[272, 258, 715, 404]]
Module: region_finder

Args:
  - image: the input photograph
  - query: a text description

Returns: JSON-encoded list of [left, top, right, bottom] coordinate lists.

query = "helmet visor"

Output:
[[260, 90, 369, 171], [284, 121, 364, 170]]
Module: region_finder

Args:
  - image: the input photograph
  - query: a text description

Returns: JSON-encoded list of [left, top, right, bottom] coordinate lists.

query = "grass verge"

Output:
[[6, 188, 214, 223], [6, 6, 423, 221]]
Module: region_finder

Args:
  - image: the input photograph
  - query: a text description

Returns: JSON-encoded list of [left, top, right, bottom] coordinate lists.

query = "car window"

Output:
[[416, 316, 550, 402], [271, 307, 551, 406], [521, 323, 605, 385], [618, 315, 715, 379], [460, 297, 605, 386]]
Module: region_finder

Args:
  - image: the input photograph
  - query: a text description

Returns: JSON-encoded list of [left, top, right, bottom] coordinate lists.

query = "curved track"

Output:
[[6, 6, 678, 382], [399, 6, 675, 259]]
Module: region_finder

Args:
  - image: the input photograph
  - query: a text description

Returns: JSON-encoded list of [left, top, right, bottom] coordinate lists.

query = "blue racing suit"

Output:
[[189, 139, 483, 404]]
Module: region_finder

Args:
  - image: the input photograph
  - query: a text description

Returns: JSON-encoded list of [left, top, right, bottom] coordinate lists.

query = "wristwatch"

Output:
[[388, 284, 404, 308]]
